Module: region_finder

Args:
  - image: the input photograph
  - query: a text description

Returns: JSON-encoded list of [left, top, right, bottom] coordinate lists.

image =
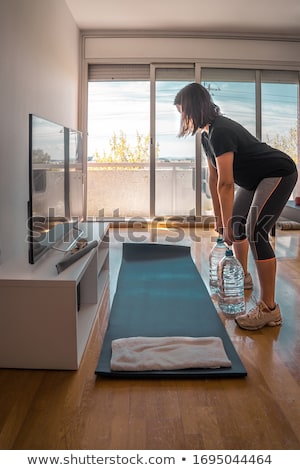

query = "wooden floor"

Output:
[[1, 226, 300, 450]]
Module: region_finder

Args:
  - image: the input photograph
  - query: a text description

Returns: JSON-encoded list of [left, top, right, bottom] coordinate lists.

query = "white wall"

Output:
[[0, 0, 80, 264], [84, 36, 300, 67]]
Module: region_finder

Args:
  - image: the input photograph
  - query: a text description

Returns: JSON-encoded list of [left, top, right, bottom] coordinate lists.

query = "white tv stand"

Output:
[[0, 222, 109, 370]]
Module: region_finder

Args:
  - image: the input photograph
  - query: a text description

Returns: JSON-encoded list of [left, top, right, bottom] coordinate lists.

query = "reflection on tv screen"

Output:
[[28, 114, 84, 264]]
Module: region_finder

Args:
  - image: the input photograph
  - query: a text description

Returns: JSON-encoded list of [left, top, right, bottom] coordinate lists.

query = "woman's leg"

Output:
[[232, 187, 254, 276], [255, 258, 276, 309], [236, 172, 298, 330], [233, 238, 249, 275]]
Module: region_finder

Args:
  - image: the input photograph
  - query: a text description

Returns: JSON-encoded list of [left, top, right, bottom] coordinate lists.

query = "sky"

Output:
[[88, 80, 298, 161]]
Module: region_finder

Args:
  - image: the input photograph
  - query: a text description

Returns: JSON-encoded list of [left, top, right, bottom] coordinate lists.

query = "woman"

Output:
[[174, 83, 298, 330]]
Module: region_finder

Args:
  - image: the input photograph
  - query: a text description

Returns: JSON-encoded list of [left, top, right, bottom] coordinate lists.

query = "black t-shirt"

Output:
[[201, 115, 296, 190]]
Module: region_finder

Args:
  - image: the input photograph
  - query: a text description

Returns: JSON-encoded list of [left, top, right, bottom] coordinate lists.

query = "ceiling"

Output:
[[65, 0, 300, 38]]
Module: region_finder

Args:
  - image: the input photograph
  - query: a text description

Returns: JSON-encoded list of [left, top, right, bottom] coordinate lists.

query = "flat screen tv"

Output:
[[28, 114, 84, 264]]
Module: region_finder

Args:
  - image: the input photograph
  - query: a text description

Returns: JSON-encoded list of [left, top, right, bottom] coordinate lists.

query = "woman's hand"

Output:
[[223, 224, 235, 246], [214, 216, 223, 235]]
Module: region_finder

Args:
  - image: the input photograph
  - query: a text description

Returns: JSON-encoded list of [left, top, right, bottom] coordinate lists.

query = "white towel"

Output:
[[110, 336, 232, 371]]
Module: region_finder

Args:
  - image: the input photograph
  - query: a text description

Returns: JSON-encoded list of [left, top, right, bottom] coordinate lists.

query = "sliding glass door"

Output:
[[87, 64, 198, 219], [261, 70, 298, 169], [87, 65, 150, 219], [154, 66, 195, 217], [200, 69, 257, 215]]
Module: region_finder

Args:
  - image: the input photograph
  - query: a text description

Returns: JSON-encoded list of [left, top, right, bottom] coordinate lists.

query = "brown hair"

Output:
[[174, 83, 220, 136]]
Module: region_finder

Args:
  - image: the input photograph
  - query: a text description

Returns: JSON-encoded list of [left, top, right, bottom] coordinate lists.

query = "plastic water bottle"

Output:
[[209, 236, 227, 293], [217, 248, 245, 316]]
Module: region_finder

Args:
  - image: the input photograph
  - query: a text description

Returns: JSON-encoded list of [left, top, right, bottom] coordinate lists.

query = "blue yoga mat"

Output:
[[95, 243, 247, 378]]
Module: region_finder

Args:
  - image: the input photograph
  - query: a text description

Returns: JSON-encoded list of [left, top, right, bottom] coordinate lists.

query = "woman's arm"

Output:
[[207, 158, 222, 233], [215, 151, 235, 245]]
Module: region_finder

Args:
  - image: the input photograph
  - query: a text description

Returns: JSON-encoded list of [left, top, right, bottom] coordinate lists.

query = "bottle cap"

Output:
[[225, 248, 233, 256]]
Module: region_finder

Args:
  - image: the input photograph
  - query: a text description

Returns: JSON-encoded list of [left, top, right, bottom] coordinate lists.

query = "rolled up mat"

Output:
[[277, 221, 300, 230], [56, 240, 98, 274]]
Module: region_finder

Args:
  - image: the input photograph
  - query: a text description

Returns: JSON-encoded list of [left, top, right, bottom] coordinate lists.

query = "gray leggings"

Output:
[[232, 171, 298, 260]]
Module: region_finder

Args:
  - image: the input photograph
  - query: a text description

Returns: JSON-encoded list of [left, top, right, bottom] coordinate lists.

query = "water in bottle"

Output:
[[209, 236, 227, 293], [217, 248, 245, 316]]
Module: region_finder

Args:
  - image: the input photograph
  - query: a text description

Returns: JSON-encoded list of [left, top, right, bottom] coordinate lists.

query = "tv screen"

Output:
[[69, 127, 84, 221], [28, 114, 84, 264]]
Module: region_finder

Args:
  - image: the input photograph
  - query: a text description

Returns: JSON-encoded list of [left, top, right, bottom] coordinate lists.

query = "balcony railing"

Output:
[[87, 161, 212, 218]]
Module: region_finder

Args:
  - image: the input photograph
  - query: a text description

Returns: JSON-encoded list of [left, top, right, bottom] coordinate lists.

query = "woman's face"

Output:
[[176, 104, 182, 113]]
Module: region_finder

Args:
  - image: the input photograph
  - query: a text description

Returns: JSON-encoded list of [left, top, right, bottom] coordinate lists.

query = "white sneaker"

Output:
[[236, 300, 282, 331]]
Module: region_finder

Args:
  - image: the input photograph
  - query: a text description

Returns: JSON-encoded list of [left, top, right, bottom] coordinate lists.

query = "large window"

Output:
[[87, 65, 299, 219]]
